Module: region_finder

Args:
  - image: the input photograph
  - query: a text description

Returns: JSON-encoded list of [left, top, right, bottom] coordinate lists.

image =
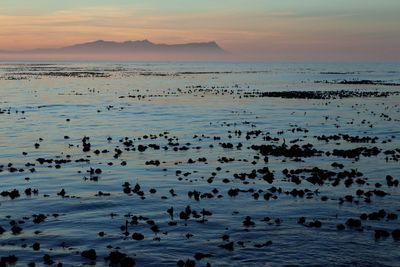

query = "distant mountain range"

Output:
[[2, 40, 226, 55]]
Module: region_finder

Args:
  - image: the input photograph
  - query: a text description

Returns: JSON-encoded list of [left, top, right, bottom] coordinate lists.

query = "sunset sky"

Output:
[[1, 0, 399, 61]]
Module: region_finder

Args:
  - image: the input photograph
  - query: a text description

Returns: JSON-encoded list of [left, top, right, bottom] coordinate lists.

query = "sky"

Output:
[[0, 0, 399, 61]]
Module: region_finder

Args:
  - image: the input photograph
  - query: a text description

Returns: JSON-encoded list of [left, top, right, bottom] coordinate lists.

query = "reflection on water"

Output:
[[0, 62, 399, 266]]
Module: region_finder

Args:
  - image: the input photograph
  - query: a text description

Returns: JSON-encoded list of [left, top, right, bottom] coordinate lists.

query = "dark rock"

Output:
[[132, 232, 144, 240], [81, 249, 97, 260], [346, 218, 362, 228], [105, 251, 127, 265], [392, 229, 400, 240], [32, 242, 40, 251], [375, 229, 390, 239], [219, 242, 234, 251], [194, 253, 212, 261], [43, 254, 54, 265], [336, 224, 345, 230], [297, 217, 306, 224], [120, 257, 135, 267], [1, 255, 18, 265]]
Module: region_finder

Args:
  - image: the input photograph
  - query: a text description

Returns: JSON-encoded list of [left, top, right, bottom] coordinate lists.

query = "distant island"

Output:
[[0, 40, 228, 60]]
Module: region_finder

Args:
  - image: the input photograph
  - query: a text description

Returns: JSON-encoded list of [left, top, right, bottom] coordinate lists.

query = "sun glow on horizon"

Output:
[[1, 0, 399, 61]]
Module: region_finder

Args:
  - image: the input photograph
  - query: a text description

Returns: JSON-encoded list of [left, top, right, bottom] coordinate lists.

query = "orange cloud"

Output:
[[0, 5, 399, 61]]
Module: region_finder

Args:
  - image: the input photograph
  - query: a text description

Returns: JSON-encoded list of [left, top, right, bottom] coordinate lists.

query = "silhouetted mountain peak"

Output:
[[41, 39, 226, 54], [0, 39, 228, 60]]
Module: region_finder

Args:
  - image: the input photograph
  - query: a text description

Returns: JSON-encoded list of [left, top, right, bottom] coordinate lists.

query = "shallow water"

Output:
[[0, 62, 400, 266]]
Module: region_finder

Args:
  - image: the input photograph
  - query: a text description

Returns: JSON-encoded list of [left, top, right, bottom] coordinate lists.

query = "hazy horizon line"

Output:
[[0, 39, 224, 52], [1, 59, 399, 64]]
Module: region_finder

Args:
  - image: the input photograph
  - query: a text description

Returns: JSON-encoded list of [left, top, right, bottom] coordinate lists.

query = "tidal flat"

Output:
[[0, 62, 399, 266]]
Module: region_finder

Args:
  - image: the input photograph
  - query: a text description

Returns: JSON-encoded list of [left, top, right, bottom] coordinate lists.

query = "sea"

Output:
[[0, 61, 399, 266]]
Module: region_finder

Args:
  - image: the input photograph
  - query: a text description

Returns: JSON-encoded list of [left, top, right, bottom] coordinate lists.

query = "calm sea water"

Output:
[[0, 62, 399, 266]]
